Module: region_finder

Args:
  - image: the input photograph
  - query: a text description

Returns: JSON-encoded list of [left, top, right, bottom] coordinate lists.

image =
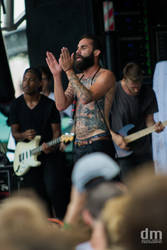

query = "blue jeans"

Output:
[[73, 139, 116, 163]]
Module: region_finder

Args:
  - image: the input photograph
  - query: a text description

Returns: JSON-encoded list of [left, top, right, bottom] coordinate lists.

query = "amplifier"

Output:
[[0, 165, 15, 200]]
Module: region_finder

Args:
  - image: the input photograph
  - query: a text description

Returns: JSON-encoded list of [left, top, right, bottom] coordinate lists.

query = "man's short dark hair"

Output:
[[79, 33, 103, 53], [123, 62, 143, 82], [23, 67, 42, 92]]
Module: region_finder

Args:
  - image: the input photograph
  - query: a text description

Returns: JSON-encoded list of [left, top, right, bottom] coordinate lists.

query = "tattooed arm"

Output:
[[59, 47, 92, 103], [60, 47, 115, 104], [66, 69, 93, 103]]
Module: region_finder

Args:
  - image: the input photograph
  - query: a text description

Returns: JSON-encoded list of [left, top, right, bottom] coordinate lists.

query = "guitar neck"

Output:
[[125, 120, 167, 144], [32, 137, 61, 155]]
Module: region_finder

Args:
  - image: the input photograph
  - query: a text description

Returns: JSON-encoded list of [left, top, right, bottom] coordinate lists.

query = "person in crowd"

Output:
[[9, 67, 70, 219], [76, 182, 126, 250], [64, 152, 121, 225], [110, 62, 164, 179], [0, 189, 79, 250], [100, 194, 130, 250], [121, 167, 167, 250], [46, 33, 116, 163]]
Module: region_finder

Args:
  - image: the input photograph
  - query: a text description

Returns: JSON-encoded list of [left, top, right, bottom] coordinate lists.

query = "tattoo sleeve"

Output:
[[66, 70, 92, 103]]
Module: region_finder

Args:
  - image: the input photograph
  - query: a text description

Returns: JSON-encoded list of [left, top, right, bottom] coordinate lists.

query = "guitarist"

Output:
[[110, 62, 164, 179], [9, 67, 69, 219]]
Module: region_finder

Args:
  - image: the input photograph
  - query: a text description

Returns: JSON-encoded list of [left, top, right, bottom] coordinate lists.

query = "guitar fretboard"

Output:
[[31, 137, 61, 155], [125, 120, 167, 144]]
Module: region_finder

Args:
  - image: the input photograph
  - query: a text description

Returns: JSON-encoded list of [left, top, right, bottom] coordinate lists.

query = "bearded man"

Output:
[[46, 34, 117, 163]]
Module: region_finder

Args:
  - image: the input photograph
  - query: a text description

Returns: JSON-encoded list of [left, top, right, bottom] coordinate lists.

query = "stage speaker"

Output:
[[0, 165, 15, 200]]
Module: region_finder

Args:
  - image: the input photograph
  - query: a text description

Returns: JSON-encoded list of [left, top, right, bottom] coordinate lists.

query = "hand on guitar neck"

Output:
[[153, 121, 165, 133], [42, 142, 58, 154], [112, 120, 166, 158]]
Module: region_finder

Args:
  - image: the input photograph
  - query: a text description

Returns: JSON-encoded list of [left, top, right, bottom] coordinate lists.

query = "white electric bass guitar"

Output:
[[114, 121, 167, 158], [13, 133, 74, 176]]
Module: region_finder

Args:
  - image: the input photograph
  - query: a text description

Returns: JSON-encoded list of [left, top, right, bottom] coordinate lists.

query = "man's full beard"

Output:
[[73, 52, 94, 72]]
